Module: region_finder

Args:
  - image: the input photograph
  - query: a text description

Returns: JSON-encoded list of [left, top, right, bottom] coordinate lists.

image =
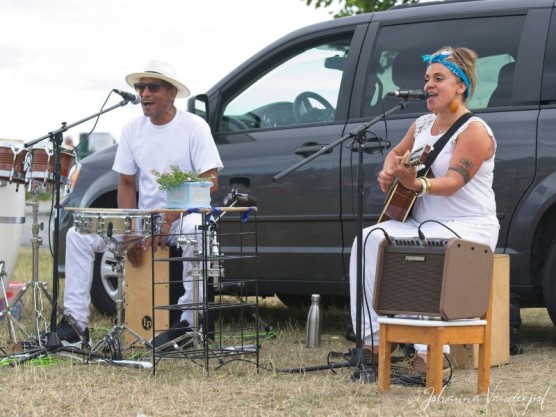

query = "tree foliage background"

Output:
[[304, 0, 420, 17]]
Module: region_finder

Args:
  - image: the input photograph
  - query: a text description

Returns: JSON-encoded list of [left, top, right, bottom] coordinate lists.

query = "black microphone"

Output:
[[387, 90, 428, 100], [113, 89, 140, 105]]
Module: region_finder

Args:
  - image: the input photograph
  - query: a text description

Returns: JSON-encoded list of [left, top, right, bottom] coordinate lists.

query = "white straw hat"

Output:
[[125, 59, 191, 98]]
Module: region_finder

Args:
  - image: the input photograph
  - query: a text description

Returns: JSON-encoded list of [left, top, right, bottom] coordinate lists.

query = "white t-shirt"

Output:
[[112, 110, 223, 209], [411, 113, 499, 229]]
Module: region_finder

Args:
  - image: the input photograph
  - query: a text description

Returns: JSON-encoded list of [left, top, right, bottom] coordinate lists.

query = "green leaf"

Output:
[[150, 165, 213, 191]]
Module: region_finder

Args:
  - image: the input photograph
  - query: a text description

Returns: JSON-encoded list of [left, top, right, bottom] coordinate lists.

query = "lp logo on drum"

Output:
[[142, 315, 153, 330]]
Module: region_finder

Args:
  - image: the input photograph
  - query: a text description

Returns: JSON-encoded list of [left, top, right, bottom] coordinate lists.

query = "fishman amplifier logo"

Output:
[[404, 255, 426, 262]]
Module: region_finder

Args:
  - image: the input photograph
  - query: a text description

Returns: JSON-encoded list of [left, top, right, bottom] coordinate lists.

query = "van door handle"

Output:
[[294, 142, 333, 158]]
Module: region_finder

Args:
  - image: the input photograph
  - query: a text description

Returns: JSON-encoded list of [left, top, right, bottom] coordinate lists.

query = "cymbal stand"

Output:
[[5, 188, 55, 345]]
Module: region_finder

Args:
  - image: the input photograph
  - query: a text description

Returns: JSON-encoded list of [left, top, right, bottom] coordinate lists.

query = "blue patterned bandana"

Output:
[[422, 51, 470, 98]]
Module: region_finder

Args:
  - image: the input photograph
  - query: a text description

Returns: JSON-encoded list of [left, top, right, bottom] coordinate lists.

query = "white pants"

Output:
[[349, 218, 498, 354], [64, 213, 203, 329]]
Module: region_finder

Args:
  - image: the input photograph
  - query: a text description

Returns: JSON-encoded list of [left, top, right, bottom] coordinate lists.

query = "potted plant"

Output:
[[151, 165, 213, 209]]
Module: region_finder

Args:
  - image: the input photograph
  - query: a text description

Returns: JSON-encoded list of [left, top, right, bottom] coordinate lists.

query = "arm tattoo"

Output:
[[448, 158, 473, 184]]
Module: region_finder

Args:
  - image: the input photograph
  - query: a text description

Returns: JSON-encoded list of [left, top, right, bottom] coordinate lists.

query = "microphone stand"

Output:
[[20, 98, 134, 355], [273, 99, 410, 375]]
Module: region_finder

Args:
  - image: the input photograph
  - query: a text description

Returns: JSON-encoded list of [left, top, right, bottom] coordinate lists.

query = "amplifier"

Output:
[[373, 237, 494, 320]]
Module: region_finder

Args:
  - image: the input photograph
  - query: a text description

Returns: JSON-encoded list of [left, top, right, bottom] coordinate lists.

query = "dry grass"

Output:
[[1, 247, 555, 417]]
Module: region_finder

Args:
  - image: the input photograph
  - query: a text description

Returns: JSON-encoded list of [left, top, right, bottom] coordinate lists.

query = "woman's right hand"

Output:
[[377, 122, 417, 193]]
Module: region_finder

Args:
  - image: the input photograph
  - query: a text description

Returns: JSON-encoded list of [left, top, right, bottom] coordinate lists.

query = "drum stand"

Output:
[[12, 95, 137, 355], [91, 238, 153, 360], [180, 237, 206, 351], [154, 207, 265, 355], [3, 189, 55, 345], [152, 215, 214, 354]]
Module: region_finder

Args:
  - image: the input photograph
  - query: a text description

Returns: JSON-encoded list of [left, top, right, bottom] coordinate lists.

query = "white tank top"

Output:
[[411, 113, 499, 228]]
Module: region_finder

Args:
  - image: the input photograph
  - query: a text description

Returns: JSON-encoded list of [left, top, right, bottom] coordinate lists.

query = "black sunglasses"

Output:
[[134, 81, 166, 94]]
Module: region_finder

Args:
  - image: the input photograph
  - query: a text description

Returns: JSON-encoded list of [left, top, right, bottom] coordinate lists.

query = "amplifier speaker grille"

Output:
[[373, 238, 494, 320]]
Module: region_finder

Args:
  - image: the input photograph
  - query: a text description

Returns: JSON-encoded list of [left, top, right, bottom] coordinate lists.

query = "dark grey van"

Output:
[[58, 0, 556, 327]]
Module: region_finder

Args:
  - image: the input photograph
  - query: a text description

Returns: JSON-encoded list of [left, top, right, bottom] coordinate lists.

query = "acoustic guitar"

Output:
[[377, 144, 432, 223]]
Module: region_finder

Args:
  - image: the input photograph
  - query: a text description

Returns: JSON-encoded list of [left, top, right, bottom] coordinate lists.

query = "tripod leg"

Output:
[[121, 324, 153, 350], [11, 191, 57, 344], [0, 278, 31, 343], [1, 281, 52, 344], [31, 283, 51, 340]]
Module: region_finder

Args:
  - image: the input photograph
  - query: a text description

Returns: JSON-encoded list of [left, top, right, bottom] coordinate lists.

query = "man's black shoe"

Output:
[[345, 324, 356, 342], [41, 316, 90, 348], [152, 320, 192, 351]]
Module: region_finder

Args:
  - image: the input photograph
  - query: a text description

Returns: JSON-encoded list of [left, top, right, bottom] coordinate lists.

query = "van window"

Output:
[[362, 16, 525, 117], [219, 39, 350, 132]]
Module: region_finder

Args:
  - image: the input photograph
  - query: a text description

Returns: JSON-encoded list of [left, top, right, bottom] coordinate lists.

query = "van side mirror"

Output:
[[187, 94, 209, 122]]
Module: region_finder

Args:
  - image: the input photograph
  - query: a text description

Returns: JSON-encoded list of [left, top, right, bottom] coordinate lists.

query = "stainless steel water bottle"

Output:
[[306, 294, 322, 348]]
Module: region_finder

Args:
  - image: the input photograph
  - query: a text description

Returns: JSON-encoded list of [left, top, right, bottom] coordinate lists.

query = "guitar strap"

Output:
[[417, 112, 474, 177]]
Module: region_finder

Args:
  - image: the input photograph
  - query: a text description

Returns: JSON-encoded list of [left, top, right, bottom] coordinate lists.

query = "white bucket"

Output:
[[0, 138, 26, 298]]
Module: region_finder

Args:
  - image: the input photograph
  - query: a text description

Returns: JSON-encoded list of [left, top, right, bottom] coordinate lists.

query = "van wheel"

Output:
[[542, 240, 556, 327], [90, 251, 118, 316]]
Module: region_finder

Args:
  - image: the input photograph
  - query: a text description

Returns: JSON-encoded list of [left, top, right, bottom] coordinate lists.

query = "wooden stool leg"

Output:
[[477, 338, 491, 394], [378, 323, 391, 392], [426, 329, 444, 395]]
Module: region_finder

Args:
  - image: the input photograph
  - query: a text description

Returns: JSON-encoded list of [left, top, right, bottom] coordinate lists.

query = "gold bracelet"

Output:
[[424, 177, 432, 194], [413, 177, 427, 197]]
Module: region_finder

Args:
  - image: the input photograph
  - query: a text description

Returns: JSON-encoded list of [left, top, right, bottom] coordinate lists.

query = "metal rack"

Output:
[[149, 207, 259, 374]]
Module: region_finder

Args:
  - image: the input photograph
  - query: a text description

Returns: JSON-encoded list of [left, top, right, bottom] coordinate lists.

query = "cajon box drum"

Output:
[[373, 238, 494, 320], [125, 248, 170, 344], [449, 254, 510, 368]]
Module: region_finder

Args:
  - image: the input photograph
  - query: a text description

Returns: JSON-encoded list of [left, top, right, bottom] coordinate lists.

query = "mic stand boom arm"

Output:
[[273, 99, 410, 370], [24, 98, 134, 349], [273, 101, 408, 182]]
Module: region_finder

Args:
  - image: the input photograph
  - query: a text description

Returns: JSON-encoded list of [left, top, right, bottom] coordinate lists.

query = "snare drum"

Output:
[[72, 208, 159, 239], [0, 138, 28, 184], [27, 143, 75, 184]]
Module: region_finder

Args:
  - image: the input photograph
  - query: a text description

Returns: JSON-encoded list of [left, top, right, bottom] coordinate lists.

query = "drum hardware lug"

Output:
[[177, 237, 197, 246], [32, 222, 44, 233], [124, 216, 132, 234], [155, 214, 164, 228], [97, 216, 104, 236]]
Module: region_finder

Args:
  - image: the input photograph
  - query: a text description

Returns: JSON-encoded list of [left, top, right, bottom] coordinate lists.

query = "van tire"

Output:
[[90, 251, 118, 316]]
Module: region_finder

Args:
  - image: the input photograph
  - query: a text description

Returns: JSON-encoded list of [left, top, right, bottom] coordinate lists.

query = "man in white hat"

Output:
[[57, 59, 223, 348]]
